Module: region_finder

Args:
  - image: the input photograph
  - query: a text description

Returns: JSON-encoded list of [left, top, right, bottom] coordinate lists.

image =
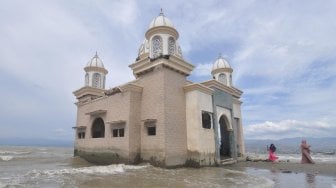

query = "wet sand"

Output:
[[227, 161, 336, 177]]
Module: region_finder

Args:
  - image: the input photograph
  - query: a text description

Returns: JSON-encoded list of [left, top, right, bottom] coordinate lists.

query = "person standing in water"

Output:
[[301, 140, 315, 164], [268, 144, 278, 162]]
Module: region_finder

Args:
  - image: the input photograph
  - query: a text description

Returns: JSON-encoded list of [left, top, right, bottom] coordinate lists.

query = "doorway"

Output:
[[219, 115, 231, 159]]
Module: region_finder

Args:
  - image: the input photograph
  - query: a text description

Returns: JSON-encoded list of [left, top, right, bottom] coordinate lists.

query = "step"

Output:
[[220, 158, 237, 165]]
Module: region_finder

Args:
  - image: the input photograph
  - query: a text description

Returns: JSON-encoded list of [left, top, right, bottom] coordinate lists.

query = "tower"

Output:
[[84, 52, 108, 89], [129, 10, 194, 166], [136, 10, 184, 65], [73, 52, 108, 103], [211, 54, 233, 87]]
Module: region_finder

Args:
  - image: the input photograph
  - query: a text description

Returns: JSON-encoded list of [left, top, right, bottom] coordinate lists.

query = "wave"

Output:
[[247, 152, 336, 163], [0, 150, 31, 155], [0, 181, 5, 188], [28, 164, 149, 177], [0, 156, 13, 161]]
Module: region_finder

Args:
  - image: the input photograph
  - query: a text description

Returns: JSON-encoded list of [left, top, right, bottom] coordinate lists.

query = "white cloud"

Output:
[[1, 0, 336, 140], [192, 62, 213, 76], [244, 119, 336, 140]]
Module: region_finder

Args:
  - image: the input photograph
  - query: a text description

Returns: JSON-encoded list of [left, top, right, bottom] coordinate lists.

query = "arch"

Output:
[[92, 73, 101, 88], [219, 115, 231, 158], [218, 73, 227, 85], [152, 35, 162, 58], [168, 37, 175, 55], [85, 73, 89, 86], [91, 117, 105, 138]]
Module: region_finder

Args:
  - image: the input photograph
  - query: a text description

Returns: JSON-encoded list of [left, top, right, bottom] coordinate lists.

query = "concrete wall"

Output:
[[163, 67, 188, 166], [74, 90, 141, 164], [212, 88, 238, 159], [134, 62, 189, 167], [134, 64, 166, 165], [233, 99, 245, 156], [185, 90, 216, 166], [128, 91, 142, 162]]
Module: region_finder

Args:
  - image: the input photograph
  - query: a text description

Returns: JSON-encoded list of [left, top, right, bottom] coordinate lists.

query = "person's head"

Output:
[[270, 144, 276, 152], [302, 140, 307, 144]]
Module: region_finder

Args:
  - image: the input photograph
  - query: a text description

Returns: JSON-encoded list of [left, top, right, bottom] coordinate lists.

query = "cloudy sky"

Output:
[[1, 0, 335, 141]]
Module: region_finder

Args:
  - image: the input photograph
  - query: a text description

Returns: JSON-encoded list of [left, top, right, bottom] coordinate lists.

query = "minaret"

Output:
[[211, 54, 233, 87], [131, 10, 192, 78], [129, 10, 194, 166], [136, 10, 183, 61], [84, 52, 108, 89], [73, 52, 108, 102]]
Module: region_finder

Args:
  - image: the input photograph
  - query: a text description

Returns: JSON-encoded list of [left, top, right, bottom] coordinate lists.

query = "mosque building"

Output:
[[73, 11, 245, 167]]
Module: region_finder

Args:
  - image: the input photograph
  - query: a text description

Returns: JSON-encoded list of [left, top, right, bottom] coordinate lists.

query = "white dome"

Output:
[[86, 52, 104, 68], [138, 39, 149, 56], [148, 11, 175, 30], [212, 55, 231, 71]]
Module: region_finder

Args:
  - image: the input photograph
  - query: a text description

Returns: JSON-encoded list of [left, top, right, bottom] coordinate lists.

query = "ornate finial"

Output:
[[218, 53, 222, 58], [159, 8, 164, 16], [95, 51, 98, 57]]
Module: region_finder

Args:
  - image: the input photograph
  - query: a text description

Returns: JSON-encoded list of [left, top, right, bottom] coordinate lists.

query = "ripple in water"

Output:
[[18, 164, 274, 188]]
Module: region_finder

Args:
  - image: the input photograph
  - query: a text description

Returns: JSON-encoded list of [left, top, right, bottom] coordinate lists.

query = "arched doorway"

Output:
[[92, 118, 105, 138], [219, 115, 231, 158]]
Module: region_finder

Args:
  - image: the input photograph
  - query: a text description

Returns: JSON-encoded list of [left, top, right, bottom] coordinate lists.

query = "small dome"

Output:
[[212, 54, 231, 71], [148, 11, 175, 30], [138, 39, 149, 56], [86, 52, 104, 68]]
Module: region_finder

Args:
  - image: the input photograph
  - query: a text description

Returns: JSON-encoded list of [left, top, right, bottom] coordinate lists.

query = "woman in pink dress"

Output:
[[268, 144, 279, 162], [301, 140, 315, 164]]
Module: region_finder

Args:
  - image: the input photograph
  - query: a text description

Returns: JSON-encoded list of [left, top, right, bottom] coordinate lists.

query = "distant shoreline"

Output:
[[227, 161, 336, 177]]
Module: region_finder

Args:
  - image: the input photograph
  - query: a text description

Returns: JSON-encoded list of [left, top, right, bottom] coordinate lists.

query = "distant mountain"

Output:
[[245, 137, 336, 154], [0, 137, 73, 147]]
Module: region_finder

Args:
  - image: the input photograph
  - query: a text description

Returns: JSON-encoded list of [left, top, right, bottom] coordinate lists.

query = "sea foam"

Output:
[[28, 164, 149, 177], [0, 156, 13, 161]]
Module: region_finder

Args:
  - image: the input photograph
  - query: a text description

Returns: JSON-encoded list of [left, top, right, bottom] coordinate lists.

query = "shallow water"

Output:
[[246, 152, 336, 163], [0, 146, 335, 188]]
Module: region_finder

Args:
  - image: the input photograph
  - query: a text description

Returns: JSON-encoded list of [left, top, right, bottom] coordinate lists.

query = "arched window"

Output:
[[152, 36, 162, 58], [92, 118, 105, 138], [202, 111, 212, 129], [168, 37, 175, 55], [85, 73, 89, 86], [218, 73, 227, 85], [92, 73, 101, 88]]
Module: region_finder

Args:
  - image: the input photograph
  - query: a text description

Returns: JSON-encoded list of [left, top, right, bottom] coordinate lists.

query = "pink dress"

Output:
[[268, 150, 278, 162]]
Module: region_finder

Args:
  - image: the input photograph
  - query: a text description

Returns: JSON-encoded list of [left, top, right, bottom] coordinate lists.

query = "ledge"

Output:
[[85, 110, 107, 116], [106, 120, 126, 125], [72, 126, 87, 129], [184, 83, 214, 95], [201, 80, 243, 98]]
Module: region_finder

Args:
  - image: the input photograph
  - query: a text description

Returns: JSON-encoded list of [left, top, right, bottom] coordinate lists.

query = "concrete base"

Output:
[[74, 149, 140, 165]]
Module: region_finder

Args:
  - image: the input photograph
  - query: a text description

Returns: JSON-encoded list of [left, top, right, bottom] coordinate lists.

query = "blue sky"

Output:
[[0, 0, 335, 141]]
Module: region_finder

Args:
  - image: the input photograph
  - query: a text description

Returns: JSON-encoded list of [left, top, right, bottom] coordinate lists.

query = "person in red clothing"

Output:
[[268, 144, 279, 162]]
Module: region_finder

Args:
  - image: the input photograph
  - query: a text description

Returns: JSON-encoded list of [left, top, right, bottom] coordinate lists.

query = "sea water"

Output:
[[0, 146, 335, 188], [246, 152, 336, 163]]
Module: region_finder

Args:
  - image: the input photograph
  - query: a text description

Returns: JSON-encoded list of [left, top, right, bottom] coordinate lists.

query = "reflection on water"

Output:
[[243, 168, 334, 188], [305, 173, 316, 187]]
